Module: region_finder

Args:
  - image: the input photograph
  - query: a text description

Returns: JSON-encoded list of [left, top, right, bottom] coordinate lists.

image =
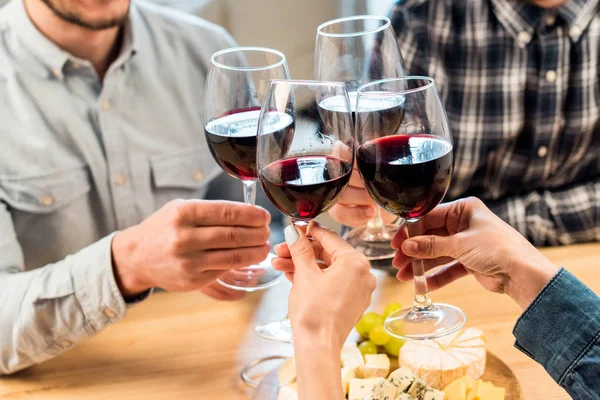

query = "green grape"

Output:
[[383, 302, 403, 319], [369, 323, 391, 346], [383, 337, 405, 357], [356, 312, 384, 337], [358, 340, 378, 357]]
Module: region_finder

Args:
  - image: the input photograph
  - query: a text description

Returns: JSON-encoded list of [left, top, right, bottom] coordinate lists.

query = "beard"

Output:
[[39, 0, 129, 30]]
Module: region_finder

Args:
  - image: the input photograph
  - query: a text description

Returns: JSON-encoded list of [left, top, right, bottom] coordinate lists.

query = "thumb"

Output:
[[401, 235, 457, 259], [284, 225, 320, 277]]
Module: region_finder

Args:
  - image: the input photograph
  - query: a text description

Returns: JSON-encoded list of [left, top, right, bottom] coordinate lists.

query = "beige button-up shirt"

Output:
[[0, 0, 233, 374]]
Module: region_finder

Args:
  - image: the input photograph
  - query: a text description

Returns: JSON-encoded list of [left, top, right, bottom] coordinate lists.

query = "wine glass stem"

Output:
[[407, 220, 432, 311], [242, 180, 257, 206]]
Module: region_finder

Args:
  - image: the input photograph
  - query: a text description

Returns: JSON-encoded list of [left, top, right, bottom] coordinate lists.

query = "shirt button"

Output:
[[545, 70, 557, 83], [545, 14, 556, 26], [51, 68, 62, 78], [517, 31, 530, 48], [40, 194, 54, 207], [537, 145, 548, 158], [101, 100, 111, 112], [103, 307, 117, 318], [60, 340, 72, 347], [114, 173, 126, 186], [570, 25, 582, 38], [193, 170, 204, 182]]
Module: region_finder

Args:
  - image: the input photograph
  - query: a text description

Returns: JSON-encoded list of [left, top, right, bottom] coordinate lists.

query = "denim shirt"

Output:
[[0, 0, 235, 374], [514, 268, 600, 398]]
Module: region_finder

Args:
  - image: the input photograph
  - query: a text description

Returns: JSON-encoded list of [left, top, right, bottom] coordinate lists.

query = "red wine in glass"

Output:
[[259, 155, 352, 222], [357, 134, 453, 219], [205, 108, 294, 180]]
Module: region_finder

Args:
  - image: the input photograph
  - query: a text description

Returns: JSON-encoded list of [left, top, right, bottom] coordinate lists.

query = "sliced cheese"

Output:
[[388, 366, 415, 392], [364, 354, 391, 378], [342, 342, 365, 378], [400, 328, 486, 389], [341, 366, 356, 396], [466, 380, 505, 400], [348, 378, 386, 400]]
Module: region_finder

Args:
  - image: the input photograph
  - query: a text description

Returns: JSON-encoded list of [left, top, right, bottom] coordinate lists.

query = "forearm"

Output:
[[512, 269, 600, 398], [0, 234, 128, 375], [487, 179, 600, 246], [294, 331, 344, 400]]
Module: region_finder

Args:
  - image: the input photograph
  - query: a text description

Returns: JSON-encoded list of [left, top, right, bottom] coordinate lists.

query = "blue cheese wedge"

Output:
[[364, 354, 391, 378], [408, 378, 445, 400], [388, 367, 416, 392], [395, 393, 413, 400], [342, 342, 365, 378], [348, 378, 386, 400], [371, 378, 398, 400]]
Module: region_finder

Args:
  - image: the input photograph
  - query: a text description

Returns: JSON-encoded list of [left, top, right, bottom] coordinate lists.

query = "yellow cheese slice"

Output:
[[400, 328, 486, 389]]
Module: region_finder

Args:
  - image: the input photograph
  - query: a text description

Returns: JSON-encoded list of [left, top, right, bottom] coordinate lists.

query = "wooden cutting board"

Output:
[[254, 351, 522, 399]]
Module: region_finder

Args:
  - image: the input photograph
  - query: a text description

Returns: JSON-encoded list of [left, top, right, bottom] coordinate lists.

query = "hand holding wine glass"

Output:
[[355, 77, 465, 340]]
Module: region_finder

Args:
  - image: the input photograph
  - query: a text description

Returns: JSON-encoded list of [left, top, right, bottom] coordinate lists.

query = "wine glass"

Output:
[[355, 77, 466, 340], [254, 79, 354, 342], [315, 15, 406, 261], [204, 47, 290, 291]]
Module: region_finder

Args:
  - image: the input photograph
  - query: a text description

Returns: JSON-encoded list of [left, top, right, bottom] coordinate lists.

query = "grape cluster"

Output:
[[355, 302, 406, 357]]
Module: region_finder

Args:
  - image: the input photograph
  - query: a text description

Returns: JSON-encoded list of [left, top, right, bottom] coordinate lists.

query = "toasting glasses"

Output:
[[254, 80, 354, 343], [355, 77, 466, 340], [204, 47, 290, 291], [315, 15, 406, 260]]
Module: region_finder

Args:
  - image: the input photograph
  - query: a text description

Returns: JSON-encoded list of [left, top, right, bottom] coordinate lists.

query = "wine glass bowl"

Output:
[[204, 47, 290, 292], [315, 15, 406, 260], [255, 79, 354, 342], [355, 77, 466, 340]]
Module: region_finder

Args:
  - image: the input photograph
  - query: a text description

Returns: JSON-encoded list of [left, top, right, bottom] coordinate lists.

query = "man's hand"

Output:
[[111, 199, 271, 297], [328, 167, 396, 227]]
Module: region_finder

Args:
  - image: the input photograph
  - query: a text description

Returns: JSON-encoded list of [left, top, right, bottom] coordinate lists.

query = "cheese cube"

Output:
[[348, 378, 386, 400], [364, 354, 390, 378], [408, 378, 445, 400], [371, 379, 398, 400], [389, 366, 415, 392], [466, 380, 504, 400], [341, 366, 356, 396], [443, 376, 473, 400], [342, 342, 365, 378]]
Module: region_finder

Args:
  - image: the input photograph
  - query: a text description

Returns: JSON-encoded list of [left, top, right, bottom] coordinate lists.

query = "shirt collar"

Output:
[[490, 0, 599, 46], [5, 0, 138, 79]]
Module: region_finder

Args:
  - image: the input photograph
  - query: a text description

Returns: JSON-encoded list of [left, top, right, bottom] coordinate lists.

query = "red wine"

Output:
[[205, 108, 294, 180], [357, 135, 453, 220], [259, 155, 352, 221]]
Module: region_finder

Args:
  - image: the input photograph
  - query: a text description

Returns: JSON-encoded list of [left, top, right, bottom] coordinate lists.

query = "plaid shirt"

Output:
[[391, 0, 600, 246]]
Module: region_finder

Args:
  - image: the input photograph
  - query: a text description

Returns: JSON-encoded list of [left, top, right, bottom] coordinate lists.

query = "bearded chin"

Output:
[[39, 0, 129, 30]]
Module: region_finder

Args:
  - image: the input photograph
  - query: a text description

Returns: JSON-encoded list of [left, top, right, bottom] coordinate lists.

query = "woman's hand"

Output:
[[276, 222, 376, 400], [392, 197, 559, 309]]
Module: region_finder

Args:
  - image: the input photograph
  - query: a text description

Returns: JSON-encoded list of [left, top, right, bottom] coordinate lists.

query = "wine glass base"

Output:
[[254, 318, 293, 343], [240, 355, 293, 388], [384, 303, 466, 340], [343, 224, 400, 261], [217, 253, 284, 292]]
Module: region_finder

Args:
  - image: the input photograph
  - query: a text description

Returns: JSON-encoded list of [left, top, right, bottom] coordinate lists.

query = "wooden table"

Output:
[[2, 243, 598, 399]]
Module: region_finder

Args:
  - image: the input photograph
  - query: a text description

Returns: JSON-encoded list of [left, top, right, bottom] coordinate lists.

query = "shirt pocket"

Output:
[[149, 146, 221, 209], [0, 165, 91, 214]]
